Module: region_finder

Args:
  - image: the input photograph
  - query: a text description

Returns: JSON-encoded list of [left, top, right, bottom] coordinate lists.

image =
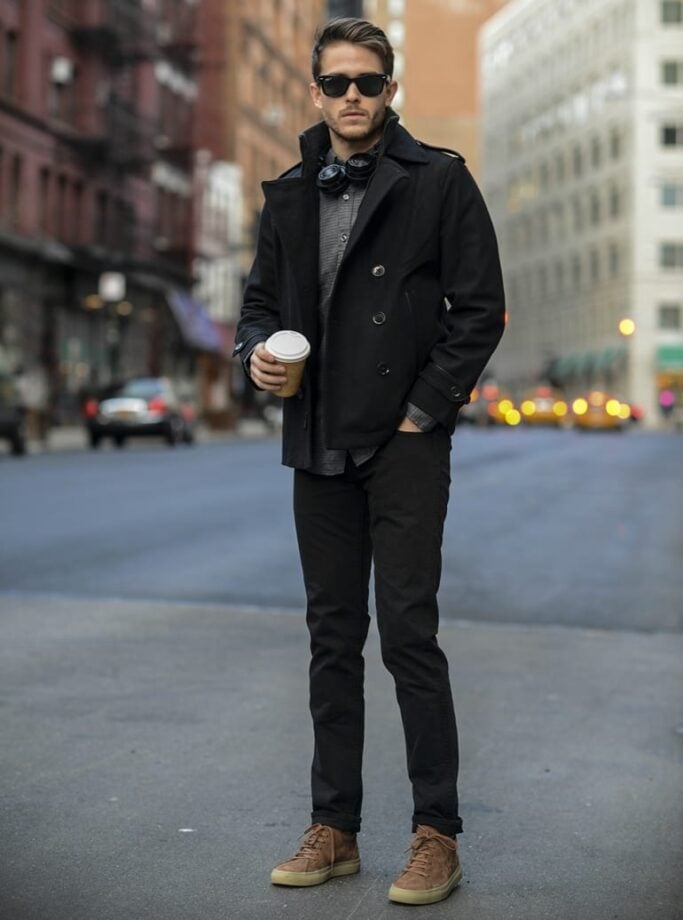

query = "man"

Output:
[[234, 17, 505, 906]]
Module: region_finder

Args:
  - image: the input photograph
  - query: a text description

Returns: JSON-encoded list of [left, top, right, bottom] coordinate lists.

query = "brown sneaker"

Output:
[[270, 823, 360, 887], [388, 825, 463, 905]]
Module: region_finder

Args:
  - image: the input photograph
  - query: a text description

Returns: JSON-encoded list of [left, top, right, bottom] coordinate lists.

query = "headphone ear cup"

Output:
[[345, 153, 377, 185], [317, 163, 349, 195]]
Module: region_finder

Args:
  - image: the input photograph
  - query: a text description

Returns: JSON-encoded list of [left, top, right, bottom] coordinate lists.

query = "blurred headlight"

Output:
[[553, 401, 568, 417], [605, 399, 621, 417], [506, 409, 521, 426], [618, 403, 630, 420], [498, 399, 514, 414], [573, 398, 588, 415], [521, 400, 536, 416]]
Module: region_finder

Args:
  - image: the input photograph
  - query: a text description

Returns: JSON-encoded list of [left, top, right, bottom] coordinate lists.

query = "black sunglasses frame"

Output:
[[316, 73, 391, 98]]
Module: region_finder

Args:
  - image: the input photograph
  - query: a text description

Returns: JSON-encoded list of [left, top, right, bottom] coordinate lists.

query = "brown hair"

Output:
[[311, 18, 394, 79]]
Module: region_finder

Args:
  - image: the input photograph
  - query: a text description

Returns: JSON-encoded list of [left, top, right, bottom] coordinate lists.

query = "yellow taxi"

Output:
[[571, 390, 631, 430], [519, 386, 569, 426], [460, 382, 520, 426]]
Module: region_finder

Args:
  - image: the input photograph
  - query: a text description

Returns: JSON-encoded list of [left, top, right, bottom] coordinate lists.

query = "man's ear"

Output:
[[386, 79, 398, 107], [309, 82, 323, 109]]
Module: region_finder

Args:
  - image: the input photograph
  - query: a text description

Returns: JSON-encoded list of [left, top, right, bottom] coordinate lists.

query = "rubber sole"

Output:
[[270, 857, 361, 887], [388, 864, 463, 905]]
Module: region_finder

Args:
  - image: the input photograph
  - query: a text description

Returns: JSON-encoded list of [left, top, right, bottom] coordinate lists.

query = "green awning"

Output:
[[657, 345, 683, 370], [594, 345, 627, 372]]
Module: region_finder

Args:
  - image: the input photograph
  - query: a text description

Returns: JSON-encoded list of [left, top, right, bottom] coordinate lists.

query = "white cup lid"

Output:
[[265, 330, 311, 362]]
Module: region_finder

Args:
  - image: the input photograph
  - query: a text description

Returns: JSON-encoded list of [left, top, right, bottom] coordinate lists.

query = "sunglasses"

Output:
[[316, 73, 391, 98]]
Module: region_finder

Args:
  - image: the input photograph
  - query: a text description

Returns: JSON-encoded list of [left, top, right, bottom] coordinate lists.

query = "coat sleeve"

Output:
[[406, 159, 506, 428], [233, 204, 282, 384]]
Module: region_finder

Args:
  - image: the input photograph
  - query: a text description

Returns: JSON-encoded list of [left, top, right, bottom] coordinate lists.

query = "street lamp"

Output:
[[618, 317, 635, 336]]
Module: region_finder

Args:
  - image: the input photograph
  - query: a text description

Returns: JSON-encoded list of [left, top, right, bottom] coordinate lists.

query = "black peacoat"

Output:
[[234, 110, 506, 470]]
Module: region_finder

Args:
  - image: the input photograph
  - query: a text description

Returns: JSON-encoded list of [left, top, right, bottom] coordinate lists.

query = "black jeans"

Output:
[[293, 427, 462, 838]]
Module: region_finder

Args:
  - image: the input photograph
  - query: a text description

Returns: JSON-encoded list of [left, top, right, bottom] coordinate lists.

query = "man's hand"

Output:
[[397, 416, 422, 432], [249, 343, 288, 392]]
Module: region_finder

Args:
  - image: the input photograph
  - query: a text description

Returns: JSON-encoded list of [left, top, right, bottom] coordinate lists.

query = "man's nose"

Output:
[[345, 80, 362, 101]]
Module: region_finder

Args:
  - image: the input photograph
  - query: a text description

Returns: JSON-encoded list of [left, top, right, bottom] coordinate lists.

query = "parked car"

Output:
[[83, 377, 197, 448], [519, 385, 569, 426], [571, 390, 630, 431], [0, 373, 27, 455]]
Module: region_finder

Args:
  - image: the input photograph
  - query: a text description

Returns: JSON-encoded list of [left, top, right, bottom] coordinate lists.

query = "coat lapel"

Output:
[[341, 156, 409, 264]]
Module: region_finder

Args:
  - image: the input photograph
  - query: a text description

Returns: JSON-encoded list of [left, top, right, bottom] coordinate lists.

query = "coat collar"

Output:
[[297, 108, 429, 176]]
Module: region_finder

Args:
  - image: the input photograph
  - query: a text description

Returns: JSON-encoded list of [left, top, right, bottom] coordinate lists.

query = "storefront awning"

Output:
[[167, 291, 224, 355], [657, 344, 683, 370]]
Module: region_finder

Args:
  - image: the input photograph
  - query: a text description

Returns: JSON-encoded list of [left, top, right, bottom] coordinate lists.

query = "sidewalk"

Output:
[[24, 419, 274, 454], [1, 594, 681, 920]]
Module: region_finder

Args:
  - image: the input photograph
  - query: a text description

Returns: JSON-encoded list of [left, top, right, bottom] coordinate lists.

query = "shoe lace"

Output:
[[402, 830, 456, 879], [293, 823, 334, 862]]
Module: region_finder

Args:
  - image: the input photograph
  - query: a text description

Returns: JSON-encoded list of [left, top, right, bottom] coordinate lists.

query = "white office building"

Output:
[[480, 0, 683, 426]]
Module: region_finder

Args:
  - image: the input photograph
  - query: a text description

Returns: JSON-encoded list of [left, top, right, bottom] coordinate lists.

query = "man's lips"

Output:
[[342, 111, 366, 118]]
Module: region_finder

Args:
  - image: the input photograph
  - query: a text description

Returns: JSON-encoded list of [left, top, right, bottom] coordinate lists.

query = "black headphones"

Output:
[[316, 152, 378, 195]]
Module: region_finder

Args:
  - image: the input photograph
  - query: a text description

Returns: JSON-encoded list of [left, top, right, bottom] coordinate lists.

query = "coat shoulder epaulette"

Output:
[[416, 141, 466, 164]]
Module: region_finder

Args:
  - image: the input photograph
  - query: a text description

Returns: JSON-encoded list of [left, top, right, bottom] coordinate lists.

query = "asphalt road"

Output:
[[2, 427, 682, 632], [2, 427, 682, 920]]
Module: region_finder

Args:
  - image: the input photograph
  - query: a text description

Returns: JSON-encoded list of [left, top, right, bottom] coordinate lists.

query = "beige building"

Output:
[[480, 0, 683, 426], [364, 0, 509, 179]]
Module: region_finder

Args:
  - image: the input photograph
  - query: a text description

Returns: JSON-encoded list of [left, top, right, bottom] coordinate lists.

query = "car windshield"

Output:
[[118, 379, 166, 399]]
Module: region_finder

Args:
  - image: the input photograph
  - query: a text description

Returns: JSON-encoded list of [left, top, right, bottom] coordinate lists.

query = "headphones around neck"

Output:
[[316, 152, 378, 195]]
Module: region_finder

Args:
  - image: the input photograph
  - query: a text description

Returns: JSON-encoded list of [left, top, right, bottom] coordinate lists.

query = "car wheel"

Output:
[[182, 425, 195, 445], [114, 435, 127, 448], [165, 421, 180, 446], [10, 427, 27, 456], [89, 431, 102, 449]]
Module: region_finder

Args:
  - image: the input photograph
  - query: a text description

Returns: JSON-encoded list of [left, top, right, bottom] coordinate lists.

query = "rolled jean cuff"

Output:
[[311, 810, 362, 834], [412, 814, 463, 839]]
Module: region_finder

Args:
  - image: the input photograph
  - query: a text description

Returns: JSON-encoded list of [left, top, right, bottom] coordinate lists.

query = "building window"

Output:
[[589, 249, 600, 283], [661, 123, 683, 146], [589, 191, 601, 225], [39, 167, 51, 236], [660, 242, 683, 268], [661, 1, 683, 24], [590, 136, 602, 168], [571, 254, 582, 288], [662, 60, 683, 84], [555, 152, 565, 183], [609, 127, 622, 159], [72, 181, 83, 245], [3, 31, 18, 99], [662, 183, 683, 206], [572, 144, 583, 178], [572, 197, 584, 232], [55, 174, 67, 240], [608, 242, 620, 277], [609, 185, 621, 217], [95, 190, 108, 246], [555, 260, 565, 293], [9, 154, 21, 229], [658, 303, 681, 329]]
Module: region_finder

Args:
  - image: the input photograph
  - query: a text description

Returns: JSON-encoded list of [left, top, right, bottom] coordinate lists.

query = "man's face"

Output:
[[309, 41, 398, 155]]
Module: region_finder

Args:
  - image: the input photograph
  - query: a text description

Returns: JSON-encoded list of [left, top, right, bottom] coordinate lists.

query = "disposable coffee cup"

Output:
[[265, 330, 311, 398]]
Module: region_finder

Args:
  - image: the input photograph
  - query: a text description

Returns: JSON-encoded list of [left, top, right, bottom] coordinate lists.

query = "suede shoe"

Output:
[[388, 824, 462, 905], [270, 823, 360, 887]]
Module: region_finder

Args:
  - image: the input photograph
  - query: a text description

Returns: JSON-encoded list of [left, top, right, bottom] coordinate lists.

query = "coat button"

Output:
[[376, 362, 390, 376], [371, 265, 385, 277], [372, 311, 386, 325], [450, 385, 463, 399]]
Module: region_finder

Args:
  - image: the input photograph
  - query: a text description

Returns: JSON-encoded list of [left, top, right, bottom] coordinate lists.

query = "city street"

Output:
[[2, 428, 683, 920]]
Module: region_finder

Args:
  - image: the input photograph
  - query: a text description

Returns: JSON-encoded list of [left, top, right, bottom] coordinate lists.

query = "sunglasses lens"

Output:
[[355, 75, 387, 96], [319, 74, 387, 97], [321, 76, 350, 97]]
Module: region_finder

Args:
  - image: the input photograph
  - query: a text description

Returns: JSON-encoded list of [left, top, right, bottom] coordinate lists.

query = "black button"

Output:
[[376, 362, 390, 376], [372, 265, 385, 277], [449, 386, 463, 399], [372, 312, 386, 325]]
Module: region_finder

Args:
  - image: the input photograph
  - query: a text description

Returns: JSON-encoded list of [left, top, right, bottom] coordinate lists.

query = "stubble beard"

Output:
[[326, 106, 386, 152]]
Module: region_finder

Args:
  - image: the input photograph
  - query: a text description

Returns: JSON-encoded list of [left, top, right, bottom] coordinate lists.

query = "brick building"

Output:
[[0, 0, 223, 425]]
